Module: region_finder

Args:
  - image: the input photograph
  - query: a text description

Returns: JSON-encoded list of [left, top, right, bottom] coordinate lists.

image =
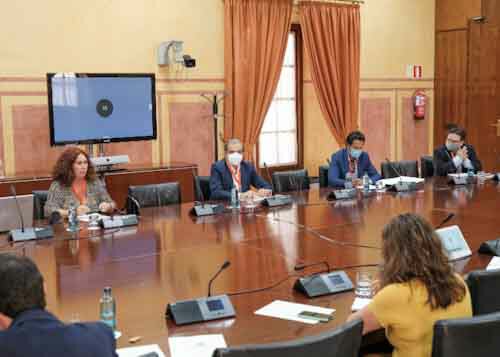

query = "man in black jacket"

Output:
[[433, 126, 482, 176], [0, 254, 118, 357]]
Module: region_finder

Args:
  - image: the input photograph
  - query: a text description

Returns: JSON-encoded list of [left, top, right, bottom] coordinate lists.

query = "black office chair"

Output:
[[432, 312, 500, 357], [421, 155, 434, 178], [33, 190, 49, 220], [466, 269, 500, 315], [194, 176, 211, 202], [213, 318, 363, 357], [319, 165, 329, 188], [126, 182, 181, 214], [271, 169, 310, 193], [381, 160, 419, 179]]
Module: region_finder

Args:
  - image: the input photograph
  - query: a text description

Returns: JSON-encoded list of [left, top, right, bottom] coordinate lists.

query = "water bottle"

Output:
[[230, 187, 240, 208], [467, 167, 474, 183], [345, 174, 354, 189], [100, 287, 116, 331], [362, 173, 370, 192], [67, 204, 79, 232]]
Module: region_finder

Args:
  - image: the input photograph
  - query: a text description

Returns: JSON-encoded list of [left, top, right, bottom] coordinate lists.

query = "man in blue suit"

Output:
[[210, 138, 273, 201], [0, 254, 117, 357], [328, 130, 382, 188]]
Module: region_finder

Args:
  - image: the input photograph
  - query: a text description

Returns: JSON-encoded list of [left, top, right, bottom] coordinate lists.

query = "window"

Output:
[[258, 30, 301, 168]]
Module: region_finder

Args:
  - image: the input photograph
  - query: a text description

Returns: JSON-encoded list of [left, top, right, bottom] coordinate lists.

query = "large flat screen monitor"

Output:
[[47, 73, 156, 145]]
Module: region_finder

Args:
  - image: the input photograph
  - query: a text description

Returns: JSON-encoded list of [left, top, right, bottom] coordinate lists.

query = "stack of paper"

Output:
[[379, 176, 425, 186], [487, 256, 500, 271], [117, 344, 165, 357], [168, 334, 227, 357], [351, 297, 372, 311], [255, 300, 335, 325]]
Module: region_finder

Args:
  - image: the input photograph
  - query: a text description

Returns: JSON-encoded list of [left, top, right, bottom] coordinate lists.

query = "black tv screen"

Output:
[[47, 73, 156, 146]]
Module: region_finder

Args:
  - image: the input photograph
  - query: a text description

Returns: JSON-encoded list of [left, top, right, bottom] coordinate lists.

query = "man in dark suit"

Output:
[[328, 130, 382, 188], [210, 138, 273, 201], [433, 126, 482, 176], [0, 254, 117, 357]]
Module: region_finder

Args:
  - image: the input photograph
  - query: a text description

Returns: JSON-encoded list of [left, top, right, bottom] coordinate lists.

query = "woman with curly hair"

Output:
[[44, 147, 116, 217], [348, 213, 472, 357]]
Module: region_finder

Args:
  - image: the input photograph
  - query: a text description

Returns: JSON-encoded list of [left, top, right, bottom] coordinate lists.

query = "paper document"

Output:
[[351, 297, 372, 311], [168, 334, 227, 357], [117, 344, 165, 357], [255, 300, 335, 325], [379, 176, 424, 186], [487, 256, 500, 271]]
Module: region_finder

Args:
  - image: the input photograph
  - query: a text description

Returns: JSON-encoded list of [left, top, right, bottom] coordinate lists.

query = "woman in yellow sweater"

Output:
[[348, 213, 472, 357]]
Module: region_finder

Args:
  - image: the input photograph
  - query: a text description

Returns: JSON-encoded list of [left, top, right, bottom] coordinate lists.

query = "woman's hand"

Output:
[[99, 202, 114, 213], [76, 205, 90, 216]]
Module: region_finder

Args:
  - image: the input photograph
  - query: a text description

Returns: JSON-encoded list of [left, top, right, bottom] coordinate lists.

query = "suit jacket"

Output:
[[0, 309, 117, 357], [209, 160, 272, 201], [45, 178, 115, 217], [328, 148, 382, 188], [433, 144, 482, 176]]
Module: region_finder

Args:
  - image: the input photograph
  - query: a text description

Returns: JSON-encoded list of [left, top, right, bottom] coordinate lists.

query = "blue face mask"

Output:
[[350, 148, 362, 160]]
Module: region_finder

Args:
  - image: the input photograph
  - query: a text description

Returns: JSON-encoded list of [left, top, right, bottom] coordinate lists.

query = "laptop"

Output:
[[0, 194, 34, 233]]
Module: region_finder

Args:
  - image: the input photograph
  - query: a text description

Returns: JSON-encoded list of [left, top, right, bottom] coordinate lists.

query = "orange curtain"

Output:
[[224, 0, 293, 159], [299, 2, 360, 145]]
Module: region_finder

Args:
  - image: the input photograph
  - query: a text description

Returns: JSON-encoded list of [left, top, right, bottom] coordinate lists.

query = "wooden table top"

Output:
[[1, 177, 498, 355]]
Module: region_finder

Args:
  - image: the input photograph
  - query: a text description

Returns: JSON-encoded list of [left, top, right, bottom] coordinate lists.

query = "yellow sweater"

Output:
[[367, 275, 472, 357]]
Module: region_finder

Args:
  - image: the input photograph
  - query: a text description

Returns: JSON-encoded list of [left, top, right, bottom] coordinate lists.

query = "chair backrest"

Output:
[[432, 312, 500, 357], [213, 318, 363, 357], [421, 155, 434, 178], [271, 169, 310, 193], [127, 182, 181, 213], [381, 160, 419, 179], [32, 190, 49, 220], [194, 175, 211, 202], [466, 269, 500, 315], [319, 165, 329, 188]]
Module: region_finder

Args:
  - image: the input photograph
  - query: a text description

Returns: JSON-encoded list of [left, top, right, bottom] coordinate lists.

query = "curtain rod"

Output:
[[294, 0, 364, 5]]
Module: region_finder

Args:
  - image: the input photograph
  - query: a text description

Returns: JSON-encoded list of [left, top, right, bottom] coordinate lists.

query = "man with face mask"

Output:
[[209, 138, 273, 201], [328, 130, 381, 188], [433, 126, 482, 176]]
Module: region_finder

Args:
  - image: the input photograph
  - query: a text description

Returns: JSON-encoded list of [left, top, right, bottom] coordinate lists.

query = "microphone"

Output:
[[436, 213, 455, 229], [9, 185, 53, 242], [192, 168, 206, 206], [385, 157, 403, 179], [208, 260, 231, 297], [294, 261, 331, 273], [127, 194, 141, 215], [166, 259, 236, 325], [10, 185, 25, 233], [263, 163, 275, 192]]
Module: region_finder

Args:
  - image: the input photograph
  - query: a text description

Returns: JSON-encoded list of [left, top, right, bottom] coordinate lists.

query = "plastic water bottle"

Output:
[[100, 287, 116, 331], [362, 173, 370, 192], [230, 187, 240, 208], [67, 204, 79, 232], [467, 167, 474, 183]]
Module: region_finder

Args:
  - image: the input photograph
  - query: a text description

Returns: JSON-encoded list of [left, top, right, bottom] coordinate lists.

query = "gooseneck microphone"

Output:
[[294, 261, 331, 273], [263, 162, 275, 192], [385, 158, 403, 179], [208, 260, 231, 297], [127, 194, 141, 215], [8, 185, 54, 242], [10, 185, 25, 233], [192, 168, 206, 207], [436, 213, 455, 229]]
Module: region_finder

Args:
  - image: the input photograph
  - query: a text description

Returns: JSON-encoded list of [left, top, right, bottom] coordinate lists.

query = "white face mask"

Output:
[[227, 152, 243, 167]]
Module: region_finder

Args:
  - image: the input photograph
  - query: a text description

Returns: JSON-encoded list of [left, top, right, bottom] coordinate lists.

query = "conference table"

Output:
[[0, 177, 499, 355]]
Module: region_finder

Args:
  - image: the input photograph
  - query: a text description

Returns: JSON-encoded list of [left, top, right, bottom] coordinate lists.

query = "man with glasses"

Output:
[[209, 138, 272, 201], [433, 126, 482, 176]]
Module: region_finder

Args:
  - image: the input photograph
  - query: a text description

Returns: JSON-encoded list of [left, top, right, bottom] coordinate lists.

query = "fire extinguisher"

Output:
[[413, 90, 426, 120]]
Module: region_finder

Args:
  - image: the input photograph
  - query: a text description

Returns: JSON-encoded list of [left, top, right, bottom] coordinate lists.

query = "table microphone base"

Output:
[[263, 195, 293, 207], [191, 204, 225, 216], [166, 294, 235, 325], [9, 227, 54, 242], [388, 181, 417, 192]]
